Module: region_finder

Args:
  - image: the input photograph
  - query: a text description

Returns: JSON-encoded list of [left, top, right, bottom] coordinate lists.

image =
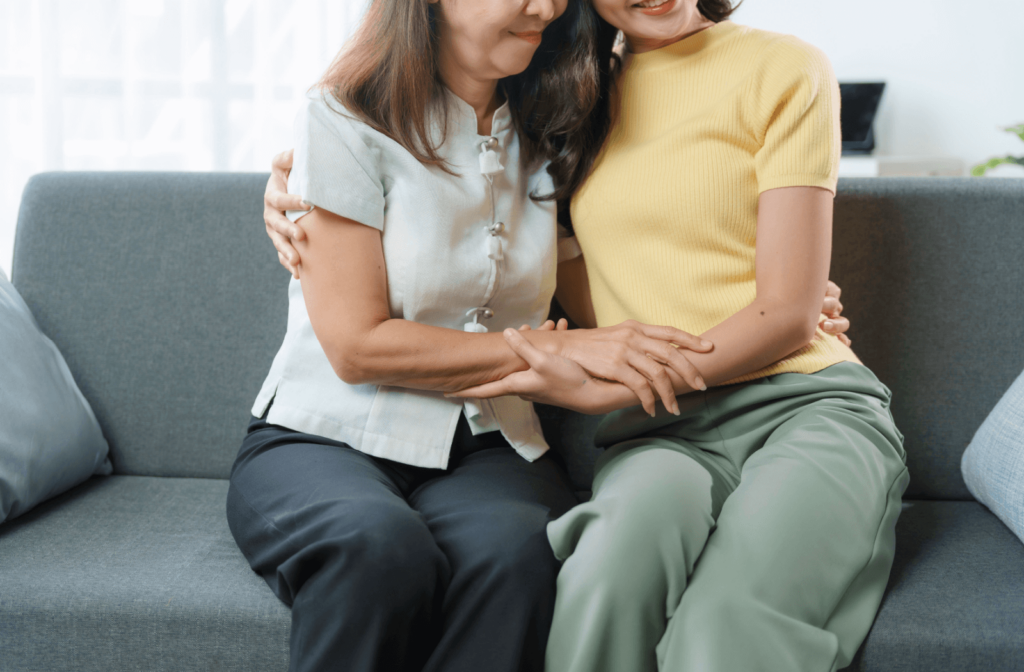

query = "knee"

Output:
[[555, 499, 710, 616], [675, 580, 760, 641], [286, 503, 446, 611], [463, 502, 561, 597]]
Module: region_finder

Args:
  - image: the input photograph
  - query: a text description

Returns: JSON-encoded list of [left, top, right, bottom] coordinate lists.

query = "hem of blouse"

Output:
[[266, 400, 454, 470]]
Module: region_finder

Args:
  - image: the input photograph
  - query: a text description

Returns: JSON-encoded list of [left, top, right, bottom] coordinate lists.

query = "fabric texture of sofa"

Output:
[[1, 174, 1022, 671]]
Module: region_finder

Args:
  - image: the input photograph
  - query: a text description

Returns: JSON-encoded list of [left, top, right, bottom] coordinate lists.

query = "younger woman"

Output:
[[454, 2, 909, 671]]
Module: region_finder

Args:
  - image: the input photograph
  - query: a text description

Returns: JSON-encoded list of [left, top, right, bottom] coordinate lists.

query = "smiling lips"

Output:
[[510, 30, 543, 45], [633, 0, 676, 16]]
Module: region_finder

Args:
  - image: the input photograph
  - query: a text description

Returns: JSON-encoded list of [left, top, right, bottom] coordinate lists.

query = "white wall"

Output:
[[732, 0, 1024, 173]]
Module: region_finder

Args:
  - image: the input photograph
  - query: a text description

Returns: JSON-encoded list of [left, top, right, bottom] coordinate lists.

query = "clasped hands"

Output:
[[448, 319, 704, 417], [448, 318, 705, 416], [449, 282, 851, 416]]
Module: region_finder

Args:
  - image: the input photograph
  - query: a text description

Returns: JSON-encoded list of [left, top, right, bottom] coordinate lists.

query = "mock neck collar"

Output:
[[628, 20, 738, 71]]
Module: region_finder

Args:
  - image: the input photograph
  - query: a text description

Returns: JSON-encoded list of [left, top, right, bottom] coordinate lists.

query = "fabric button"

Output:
[[479, 149, 503, 175], [487, 236, 503, 260]]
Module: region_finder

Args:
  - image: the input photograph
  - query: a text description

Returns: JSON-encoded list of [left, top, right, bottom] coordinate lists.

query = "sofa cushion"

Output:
[[844, 500, 1024, 671], [0, 267, 111, 524], [0, 476, 290, 672], [961, 368, 1024, 545]]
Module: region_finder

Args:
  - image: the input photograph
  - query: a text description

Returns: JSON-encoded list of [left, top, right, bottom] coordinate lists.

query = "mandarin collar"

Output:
[[444, 90, 512, 140]]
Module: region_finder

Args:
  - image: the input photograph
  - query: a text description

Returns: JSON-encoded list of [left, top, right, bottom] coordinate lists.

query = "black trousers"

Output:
[[226, 413, 579, 672]]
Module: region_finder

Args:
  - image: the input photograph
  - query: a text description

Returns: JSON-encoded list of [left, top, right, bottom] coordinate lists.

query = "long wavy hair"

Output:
[[317, 0, 601, 178]]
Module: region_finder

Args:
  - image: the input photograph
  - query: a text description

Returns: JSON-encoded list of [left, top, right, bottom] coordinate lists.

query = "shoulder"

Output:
[[296, 91, 380, 149], [293, 90, 389, 182], [738, 26, 835, 86]]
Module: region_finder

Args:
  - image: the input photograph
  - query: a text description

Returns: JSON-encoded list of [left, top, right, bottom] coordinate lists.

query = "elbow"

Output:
[[789, 304, 824, 349], [793, 314, 820, 347], [319, 321, 388, 386], [326, 344, 378, 386], [332, 356, 373, 386], [759, 297, 820, 351]]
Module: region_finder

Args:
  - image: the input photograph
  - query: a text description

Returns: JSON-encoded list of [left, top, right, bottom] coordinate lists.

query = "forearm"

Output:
[[594, 297, 816, 412], [332, 319, 529, 392]]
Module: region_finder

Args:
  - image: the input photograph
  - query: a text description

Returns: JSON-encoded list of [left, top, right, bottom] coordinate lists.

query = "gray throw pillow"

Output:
[[1, 267, 111, 524], [961, 368, 1024, 546]]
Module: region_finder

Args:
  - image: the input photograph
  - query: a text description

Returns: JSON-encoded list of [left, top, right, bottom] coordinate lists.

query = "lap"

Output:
[[409, 448, 578, 569], [227, 417, 438, 587]]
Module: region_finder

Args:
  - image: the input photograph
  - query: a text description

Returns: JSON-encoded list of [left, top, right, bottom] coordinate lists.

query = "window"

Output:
[[0, 0, 366, 275]]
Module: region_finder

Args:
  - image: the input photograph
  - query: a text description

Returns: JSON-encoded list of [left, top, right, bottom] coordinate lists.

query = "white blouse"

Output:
[[252, 91, 581, 469]]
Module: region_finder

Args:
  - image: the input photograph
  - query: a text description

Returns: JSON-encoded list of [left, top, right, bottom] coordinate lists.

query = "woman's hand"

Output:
[[449, 329, 630, 415], [821, 280, 852, 347], [525, 320, 711, 416], [264, 149, 310, 279]]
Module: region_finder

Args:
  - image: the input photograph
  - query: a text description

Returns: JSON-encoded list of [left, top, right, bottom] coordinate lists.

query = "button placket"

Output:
[[465, 136, 506, 334]]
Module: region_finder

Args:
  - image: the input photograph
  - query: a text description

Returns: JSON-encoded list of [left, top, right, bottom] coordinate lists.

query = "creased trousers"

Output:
[[226, 412, 578, 672], [545, 362, 909, 672]]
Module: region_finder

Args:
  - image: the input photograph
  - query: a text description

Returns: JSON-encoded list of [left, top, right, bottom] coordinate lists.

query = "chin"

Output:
[[493, 49, 540, 79]]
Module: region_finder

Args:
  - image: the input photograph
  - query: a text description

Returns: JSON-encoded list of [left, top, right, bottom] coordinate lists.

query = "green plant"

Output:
[[971, 124, 1024, 176]]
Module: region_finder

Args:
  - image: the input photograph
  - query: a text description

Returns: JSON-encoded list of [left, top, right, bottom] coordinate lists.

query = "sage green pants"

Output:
[[545, 363, 909, 672]]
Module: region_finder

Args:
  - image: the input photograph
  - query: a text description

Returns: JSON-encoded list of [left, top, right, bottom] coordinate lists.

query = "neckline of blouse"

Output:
[[627, 20, 738, 72], [444, 89, 513, 140]]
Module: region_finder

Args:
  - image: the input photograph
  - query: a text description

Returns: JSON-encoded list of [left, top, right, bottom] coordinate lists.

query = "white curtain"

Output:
[[0, 0, 367, 276]]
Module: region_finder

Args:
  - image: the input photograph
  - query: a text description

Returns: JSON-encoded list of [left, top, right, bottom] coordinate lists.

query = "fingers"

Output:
[[266, 191, 310, 217], [271, 149, 294, 175], [615, 366, 658, 416], [264, 203, 307, 242], [838, 334, 852, 347], [647, 341, 707, 391], [826, 280, 842, 301], [277, 251, 299, 279], [822, 316, 850, 335], [823, 296, 844, 318], [629, 321, 713, 352], [267, 222, 301, 275], [503, 328, 557, 371], [556, 318, 569, 331], [628, 351, 680, 415]]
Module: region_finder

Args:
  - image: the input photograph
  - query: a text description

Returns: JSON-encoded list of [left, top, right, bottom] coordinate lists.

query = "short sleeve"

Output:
[[753, 39, 841, 195], [286, 95, 386, 231]]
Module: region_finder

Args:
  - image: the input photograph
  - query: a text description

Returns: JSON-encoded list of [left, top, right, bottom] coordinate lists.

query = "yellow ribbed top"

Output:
[[571, 21, 860, 385]]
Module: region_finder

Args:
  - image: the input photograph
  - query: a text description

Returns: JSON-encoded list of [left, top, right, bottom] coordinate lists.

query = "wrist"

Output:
[[521, 330, 564, 356]]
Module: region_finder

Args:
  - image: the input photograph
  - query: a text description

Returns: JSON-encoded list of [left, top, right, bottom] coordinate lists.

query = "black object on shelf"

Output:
[[840, 82, 885, 155]]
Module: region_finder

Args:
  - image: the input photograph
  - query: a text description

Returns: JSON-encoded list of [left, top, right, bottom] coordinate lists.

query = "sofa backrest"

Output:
[[830, 178, 1024, 499], [12, 174, 1024, 498], [13, 173, 284, 479]]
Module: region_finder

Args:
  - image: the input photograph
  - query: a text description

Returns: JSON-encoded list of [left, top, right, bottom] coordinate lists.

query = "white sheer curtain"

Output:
[[0, 0, 367, 276]]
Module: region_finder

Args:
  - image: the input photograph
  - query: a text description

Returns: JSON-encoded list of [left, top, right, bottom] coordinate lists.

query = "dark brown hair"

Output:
[[553, 0, 741, 230], [317, 0, 601, 178]]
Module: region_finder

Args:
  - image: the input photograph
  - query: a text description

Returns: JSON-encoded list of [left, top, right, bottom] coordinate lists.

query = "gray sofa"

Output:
[[1, 174, 1022, 672]]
